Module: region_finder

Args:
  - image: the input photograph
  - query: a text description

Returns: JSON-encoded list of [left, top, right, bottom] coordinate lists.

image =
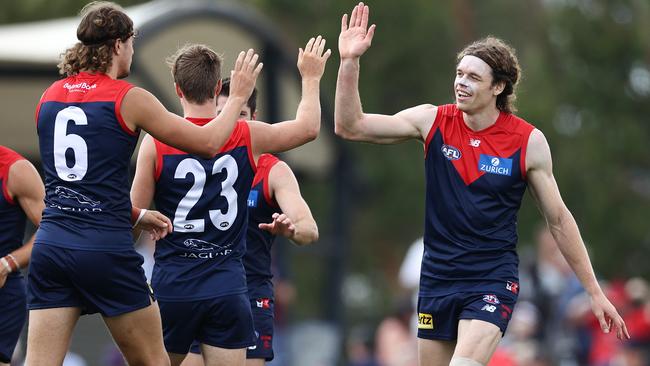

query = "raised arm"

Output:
[[0, 160, 44, 288], [526, 129, 629, 340], [249, 36, 330, 158], [259, 162, 318, 246], [335, 2, 435, 144], [122, 49, 262, 158]]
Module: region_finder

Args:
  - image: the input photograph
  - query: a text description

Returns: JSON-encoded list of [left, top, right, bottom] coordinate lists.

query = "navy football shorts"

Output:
[[247, 297, 275, 361], [0, 276, 26, 363], [417, 287, 517, 340], [159, 293, 255, 354], [27, 243, 152, 317]]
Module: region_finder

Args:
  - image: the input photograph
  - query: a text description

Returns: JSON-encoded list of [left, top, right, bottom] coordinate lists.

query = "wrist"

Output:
[[1, 255, 18, 274], [226, 94, 247, 105], [132, 209, 147, 228]]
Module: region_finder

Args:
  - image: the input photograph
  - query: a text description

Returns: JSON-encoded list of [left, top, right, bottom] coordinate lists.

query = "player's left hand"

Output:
[[135, 209, 173, 241], [297, 35, 331, 81], [259, 213, 296, 239], [590, 291, 630, 340]]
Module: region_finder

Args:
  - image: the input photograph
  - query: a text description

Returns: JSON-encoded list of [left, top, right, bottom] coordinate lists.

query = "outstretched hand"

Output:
[[135, 209, 173, 241], [298, 35, 331, 80], [259, 213, 296, 239], [339, 2, 376, 59], [590, 291, 630, 340], [229, 49, 264, 101]]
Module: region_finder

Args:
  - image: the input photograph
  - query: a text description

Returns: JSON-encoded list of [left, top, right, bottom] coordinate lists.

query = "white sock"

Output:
[[449, 357, 483, 366]]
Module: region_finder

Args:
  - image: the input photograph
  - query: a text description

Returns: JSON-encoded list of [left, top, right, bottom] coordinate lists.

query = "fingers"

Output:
[[305, 37, 316, 53], [317, 37, 326, 57], [349, 3, 358, 28], [360, 3, 369, 29], [341, 13, 348, 32], [596, 311, 610, 334], [365, 24, 377, 43], [234, 51, 245, 72]]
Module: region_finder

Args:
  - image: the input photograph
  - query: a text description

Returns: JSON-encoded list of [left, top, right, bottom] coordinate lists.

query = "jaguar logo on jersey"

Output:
[[441, 144, 462, 160], [478, 154, 513, 176], [418, 313, 434, 329], [483, 294, 500, 305], [183, 239, 232, 252], [247, 190, 259, 208], [55, 186, 101, 207]]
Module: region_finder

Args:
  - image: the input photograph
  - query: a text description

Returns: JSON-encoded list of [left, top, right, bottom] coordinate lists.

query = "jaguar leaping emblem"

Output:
[[183, 239, 233, 251], [54, 186, 100, 207]]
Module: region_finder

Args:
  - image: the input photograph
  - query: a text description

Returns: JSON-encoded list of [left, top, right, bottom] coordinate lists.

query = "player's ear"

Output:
[[492, 80, 506, 96], [252, 112, 257, 120], [174, 83, 183, 99], [215, 79, 222, 97]]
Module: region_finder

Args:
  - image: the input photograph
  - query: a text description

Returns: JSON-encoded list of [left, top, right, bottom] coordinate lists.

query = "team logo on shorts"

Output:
[[418, 313, 434, 329], [483, 294, 500, 305], [256, 298, 271, 309], [506, 281, 519, 294], [441, 144, 462, 160]]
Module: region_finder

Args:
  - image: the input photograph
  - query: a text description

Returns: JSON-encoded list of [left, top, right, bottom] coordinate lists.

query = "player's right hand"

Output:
[[339, 2, 376, 59], [297, 35, 331, 80], [229, 49, 263, 101]]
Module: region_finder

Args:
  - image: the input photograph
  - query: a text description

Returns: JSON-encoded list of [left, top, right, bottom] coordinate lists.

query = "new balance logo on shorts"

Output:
[[418, 313, 434, 329]]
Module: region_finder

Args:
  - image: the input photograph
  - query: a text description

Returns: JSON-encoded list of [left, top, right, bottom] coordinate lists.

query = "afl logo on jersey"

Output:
[[441, 144, 461, 160]]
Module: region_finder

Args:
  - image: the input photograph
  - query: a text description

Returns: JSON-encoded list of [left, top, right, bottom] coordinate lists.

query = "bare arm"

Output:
[[0, 160, 44, 287], [249, 36, 331, 158], [526, 129, 629, 340], [259, 162, 318, 245], [122, 49, 262, 158], [130, 135, 171, 240], [335, 3, 435, 144]]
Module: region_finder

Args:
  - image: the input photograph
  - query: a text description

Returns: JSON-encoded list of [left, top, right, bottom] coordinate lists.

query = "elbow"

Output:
[[294, 224, 319, 246], [334, 122, 353, 140]]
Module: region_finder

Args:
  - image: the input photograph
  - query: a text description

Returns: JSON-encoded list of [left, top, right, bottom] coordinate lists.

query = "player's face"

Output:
[[116, 36, 134, 79], [216, 95, 253, 120], [454, 55, 501, 114]]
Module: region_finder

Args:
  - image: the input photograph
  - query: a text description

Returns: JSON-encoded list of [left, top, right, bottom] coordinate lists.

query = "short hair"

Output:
[[457, 36, 521, 114], [218, 77, 257, 115], [166, 44, 223, 104], [58, 1, 134, 76]]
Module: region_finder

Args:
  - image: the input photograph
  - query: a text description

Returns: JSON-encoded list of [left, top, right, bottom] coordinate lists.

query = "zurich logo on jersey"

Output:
[[247, 190, 259, 207], [479, 154, 513, 176], [441, 144, 462, 160]]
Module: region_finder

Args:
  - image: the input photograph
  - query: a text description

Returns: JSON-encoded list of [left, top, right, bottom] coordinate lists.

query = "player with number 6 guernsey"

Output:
[[130, 39, 329, 366], [28, 2, 261, 366]]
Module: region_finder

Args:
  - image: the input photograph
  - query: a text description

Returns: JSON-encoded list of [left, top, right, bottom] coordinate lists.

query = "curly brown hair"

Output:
[[166, 44, 223, 105], [457, 37, 521, 114], [58, 1, 134, 76]]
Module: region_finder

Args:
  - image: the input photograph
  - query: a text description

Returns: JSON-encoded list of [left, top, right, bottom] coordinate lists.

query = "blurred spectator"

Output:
[[374, 296, 417, 366]]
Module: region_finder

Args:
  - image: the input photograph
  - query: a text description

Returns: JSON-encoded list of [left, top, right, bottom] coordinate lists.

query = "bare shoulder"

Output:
[[526, 128, 552, 172], [395, 103, 438, 139], [269, 160, 295, 183], [8, 159, 42, 197], [8, 159, 38, 181]]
